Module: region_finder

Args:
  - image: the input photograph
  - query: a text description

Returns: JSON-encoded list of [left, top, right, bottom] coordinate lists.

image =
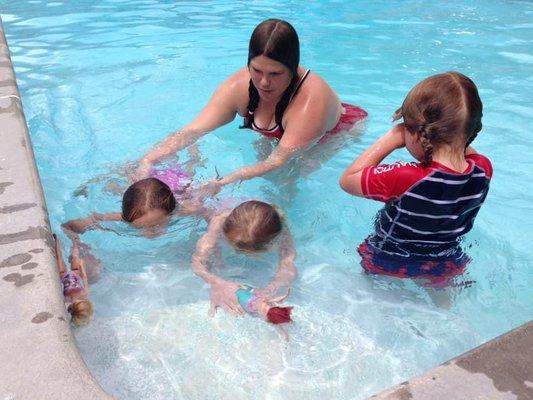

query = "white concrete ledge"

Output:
[[367, 320, 533, 400], [0, 17, 111, 400]]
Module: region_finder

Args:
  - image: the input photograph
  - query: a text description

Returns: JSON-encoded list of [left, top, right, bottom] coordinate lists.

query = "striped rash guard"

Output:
[[358, 153, 492, 283]]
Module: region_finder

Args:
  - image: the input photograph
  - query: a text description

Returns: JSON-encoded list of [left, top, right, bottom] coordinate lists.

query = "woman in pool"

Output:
[[135, 19, 367, 193]]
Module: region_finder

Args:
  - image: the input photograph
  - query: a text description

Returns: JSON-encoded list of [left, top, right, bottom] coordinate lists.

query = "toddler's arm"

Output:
[[61, 212, 121, 279], [192, 211, 245, 316], [257, 229, 297, 297], [340, 124, 407, 197]]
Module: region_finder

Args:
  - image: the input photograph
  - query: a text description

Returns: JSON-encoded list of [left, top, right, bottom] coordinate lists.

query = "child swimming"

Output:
[[54, 234, 94, 326], [192, 200, 297, 316], [340, 72, 492, 287], [62, 177, 205, 272]]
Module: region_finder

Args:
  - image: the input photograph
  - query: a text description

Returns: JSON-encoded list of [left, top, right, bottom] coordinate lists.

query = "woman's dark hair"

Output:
[[394, 71, 483, 166], [223, 200, 283, 252], [242, 19, 300, 132], [122, 178, 176, 223]]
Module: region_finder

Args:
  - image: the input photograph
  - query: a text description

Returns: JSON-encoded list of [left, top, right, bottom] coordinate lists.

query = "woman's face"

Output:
[[249, 55, 293, 102]]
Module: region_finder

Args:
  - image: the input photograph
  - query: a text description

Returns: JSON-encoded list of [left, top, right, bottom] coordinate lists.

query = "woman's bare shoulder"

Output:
[[219, 68, 251, 114]]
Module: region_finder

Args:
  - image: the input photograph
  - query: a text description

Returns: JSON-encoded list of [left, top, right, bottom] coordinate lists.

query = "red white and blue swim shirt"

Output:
[[360, 154, 493, 259]]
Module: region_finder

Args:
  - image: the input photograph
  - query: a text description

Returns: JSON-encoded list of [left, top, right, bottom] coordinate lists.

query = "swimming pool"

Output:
[[2, 0, 532, 398]]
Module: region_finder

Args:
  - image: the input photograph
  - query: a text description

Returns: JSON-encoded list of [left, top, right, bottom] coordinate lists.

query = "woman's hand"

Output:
[[196, 179, 223, 199], [208, 280, 245, 317], [132, 159, 153, 182]]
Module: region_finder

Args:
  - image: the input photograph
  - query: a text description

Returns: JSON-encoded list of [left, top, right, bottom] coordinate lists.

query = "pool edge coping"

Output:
[[367, 320, 533, 399], [0, 17, 112, 400]]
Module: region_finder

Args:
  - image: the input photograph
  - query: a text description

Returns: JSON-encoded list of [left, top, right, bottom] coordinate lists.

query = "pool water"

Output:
[[2, 1, 533, 399]]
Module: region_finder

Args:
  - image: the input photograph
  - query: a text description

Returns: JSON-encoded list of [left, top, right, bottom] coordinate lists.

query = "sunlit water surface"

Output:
[[2, 1, 532, 399]]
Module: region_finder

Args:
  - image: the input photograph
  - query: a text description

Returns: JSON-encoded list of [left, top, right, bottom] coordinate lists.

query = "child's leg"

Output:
[[53, 234, 67, 275]]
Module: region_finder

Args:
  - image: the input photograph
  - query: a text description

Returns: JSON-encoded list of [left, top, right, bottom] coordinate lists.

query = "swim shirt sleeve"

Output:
[[360, 161, 427, 202], [466, 153, 493, 178]]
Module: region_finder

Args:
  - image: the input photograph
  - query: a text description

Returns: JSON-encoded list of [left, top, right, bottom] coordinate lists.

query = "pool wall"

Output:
[[1, 15, 532, 400], [0, 18, 111, 400]]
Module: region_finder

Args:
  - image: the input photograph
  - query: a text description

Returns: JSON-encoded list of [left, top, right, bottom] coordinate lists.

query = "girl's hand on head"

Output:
[[386, 123, 407, 149], [208, 280, 245, 317]]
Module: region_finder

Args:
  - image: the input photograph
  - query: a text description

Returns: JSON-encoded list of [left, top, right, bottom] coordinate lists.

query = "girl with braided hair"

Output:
[[340, 72, 492, 287], [135, 19, 366, 194]]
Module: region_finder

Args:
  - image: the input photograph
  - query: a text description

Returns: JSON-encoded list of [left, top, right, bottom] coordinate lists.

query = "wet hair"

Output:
[[223, 200, 283, 252], [68, 299, 94, 326], [393, 71, 483, 166], [266, 306, 293, 324], [241, 19, 300, 132], [121, 178, 176, 223]]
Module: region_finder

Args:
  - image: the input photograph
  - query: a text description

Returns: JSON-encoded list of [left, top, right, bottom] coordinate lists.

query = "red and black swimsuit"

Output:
[[244, 69, 367, 140]]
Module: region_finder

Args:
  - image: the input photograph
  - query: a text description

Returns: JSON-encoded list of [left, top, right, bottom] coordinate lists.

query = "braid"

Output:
[[240, 79, 260, 129], [419, 125, 434, 166], [274, 75, 299, 132]]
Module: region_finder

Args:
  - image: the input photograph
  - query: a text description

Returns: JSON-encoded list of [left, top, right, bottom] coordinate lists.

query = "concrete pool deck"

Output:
[[0, 19, 111, 400], [0, 16, 531, 400]]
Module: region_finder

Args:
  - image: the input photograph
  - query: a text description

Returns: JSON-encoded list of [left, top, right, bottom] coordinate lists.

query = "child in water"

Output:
[[340, 72, 492, 287], [54, 234, 94, 326], [62, 177, 204, 276], [192, 200, 297, 316]]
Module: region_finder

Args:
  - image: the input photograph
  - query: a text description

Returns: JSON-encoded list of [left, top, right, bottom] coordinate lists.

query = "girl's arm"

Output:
[[339, 124, 406, 197], [192, 212, 245, 316], [136, 75, 242, 179], [61, 212, 122, 271], [257, 229, 297, 297]]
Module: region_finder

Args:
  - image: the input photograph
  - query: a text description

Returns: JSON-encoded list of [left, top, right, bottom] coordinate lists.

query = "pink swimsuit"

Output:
[[244, 69, 367, 141]]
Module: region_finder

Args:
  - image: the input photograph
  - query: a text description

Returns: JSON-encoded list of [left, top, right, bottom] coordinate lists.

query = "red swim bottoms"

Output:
[[358, 242, 470, 288], [331, 103, 368, 134]]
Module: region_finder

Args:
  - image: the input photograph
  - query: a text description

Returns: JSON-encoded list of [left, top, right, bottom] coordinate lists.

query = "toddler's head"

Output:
[[122, 178, 176, 227], [394, 71, 483, 166], [223, 200, 283, 252], [68, 298, 94, 327]]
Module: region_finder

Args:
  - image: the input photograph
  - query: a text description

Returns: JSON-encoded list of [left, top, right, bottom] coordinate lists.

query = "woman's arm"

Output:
[[200, 89, 333, 193], [192, 212, 245, 316], [339, 124, 406, 197], [136, 75, 243, 178]]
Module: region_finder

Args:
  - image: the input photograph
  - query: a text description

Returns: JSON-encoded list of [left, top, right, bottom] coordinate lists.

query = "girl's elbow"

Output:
[[339, 173, 363, 196], [339, 173, 351, 193]]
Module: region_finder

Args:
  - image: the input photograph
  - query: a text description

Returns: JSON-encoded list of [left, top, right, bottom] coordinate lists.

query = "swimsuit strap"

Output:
[[244, 69, 311, 131], [288, 68, 311, 102]]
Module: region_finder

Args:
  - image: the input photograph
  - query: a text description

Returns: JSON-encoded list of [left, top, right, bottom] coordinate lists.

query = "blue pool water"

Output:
[[2, 1, 533, 398]]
